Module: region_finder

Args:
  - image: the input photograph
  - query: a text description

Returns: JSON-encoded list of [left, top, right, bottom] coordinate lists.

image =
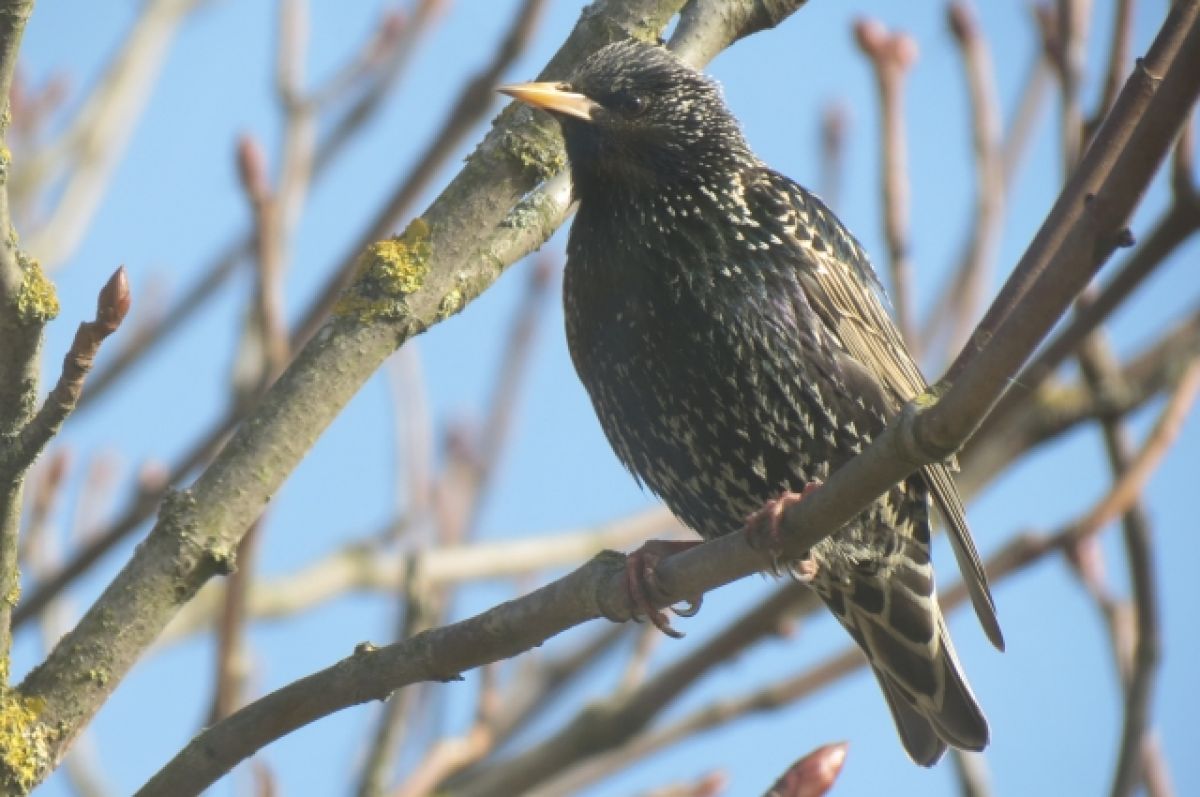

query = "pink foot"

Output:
[[625, 539, 704, 639], [744, 482, 823, 577]]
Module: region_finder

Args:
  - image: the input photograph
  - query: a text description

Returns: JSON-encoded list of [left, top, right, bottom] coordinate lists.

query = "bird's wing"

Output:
[[751, 169, 1003, 650]]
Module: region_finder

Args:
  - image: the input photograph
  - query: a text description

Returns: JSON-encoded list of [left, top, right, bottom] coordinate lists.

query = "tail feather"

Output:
[[872, 670, 947, 766], [818, 543, 989, 765], [924, 622, 989, 751]]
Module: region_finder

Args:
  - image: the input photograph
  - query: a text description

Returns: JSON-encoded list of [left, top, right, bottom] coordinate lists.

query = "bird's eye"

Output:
[[616, 92, 649, 117]]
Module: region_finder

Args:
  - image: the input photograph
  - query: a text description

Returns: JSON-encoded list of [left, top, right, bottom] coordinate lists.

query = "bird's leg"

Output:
[[625, 539, 704, 638], [744, 481, 824, 579]]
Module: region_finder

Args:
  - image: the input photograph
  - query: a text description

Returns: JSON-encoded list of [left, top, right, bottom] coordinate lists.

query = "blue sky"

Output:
[[12, 1, 1199, 795]]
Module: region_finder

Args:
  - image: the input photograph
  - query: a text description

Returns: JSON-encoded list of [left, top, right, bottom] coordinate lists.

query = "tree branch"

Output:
[[854, 18, 918, 346], [0, 0, 43, 694]]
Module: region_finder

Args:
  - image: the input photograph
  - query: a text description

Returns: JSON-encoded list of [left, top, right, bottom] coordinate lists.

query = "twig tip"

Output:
[[97, 266, 132, 334]]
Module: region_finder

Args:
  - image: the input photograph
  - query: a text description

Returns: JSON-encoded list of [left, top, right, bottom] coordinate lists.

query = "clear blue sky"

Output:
[[14, 1, 1199, 795]]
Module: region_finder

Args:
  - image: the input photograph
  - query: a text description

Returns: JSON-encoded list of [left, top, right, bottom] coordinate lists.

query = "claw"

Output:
[[673, 594, 703, 617], [623, 539, 704, 638], [744, 481, 824, 573]]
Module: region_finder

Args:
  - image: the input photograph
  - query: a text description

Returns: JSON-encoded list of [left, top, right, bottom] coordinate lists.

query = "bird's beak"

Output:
[[498, 81, 599, 122]]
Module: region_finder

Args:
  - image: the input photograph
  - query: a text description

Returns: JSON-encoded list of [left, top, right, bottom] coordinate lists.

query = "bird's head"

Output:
[[500, 39, 753, 196]]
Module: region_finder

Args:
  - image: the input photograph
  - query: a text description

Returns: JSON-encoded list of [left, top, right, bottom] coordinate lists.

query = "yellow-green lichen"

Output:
[[0, 689, 51, 792], [5, 574, 19, 607], [14, 254, 58, 324], [437, 287, 464, 321], [501, 125, 566, 183], [334, 218, 432, 323]]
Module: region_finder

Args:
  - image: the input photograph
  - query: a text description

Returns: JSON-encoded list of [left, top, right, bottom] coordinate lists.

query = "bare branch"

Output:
[[75, 1, 444, 416], [20, 0, 210, 272], [921, 4, 1006, 363], [1, 268, 130, 476], [950, 751, 993, 797], [1087, 0, 1135, 137], [445, 585, 812, 796], [1074, 331, 1163, 797], [158, 509, 682, 646], [854, 18, 919, 346], [817, 101, 848, 209]]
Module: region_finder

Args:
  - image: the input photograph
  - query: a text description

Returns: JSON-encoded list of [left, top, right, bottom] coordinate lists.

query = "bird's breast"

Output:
[[562, 217, 875, 540]]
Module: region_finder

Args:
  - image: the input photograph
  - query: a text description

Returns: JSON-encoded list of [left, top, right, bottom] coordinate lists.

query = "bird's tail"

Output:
[[818, 546, 989, 765]]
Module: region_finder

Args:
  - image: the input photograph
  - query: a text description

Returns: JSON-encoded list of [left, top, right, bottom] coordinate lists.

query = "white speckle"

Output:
[[751, 453, 767, 479]]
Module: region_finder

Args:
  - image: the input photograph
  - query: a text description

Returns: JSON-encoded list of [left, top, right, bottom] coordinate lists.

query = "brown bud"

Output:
[[853, 18, 888, 55], [766, 742, 848, 797], [948, 2, 978, 45], [236, 133, 271, 203], [890, 35, 919, 70], [96, 266, 132, 335]]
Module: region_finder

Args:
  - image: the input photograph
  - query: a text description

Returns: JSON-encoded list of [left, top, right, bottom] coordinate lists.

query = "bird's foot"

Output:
[[744, 482, 824, 577], [625, 539, 704, 639]]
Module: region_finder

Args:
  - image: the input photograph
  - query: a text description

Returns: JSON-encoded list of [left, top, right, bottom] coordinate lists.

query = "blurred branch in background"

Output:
[[920, 3, 1005, 367], [14, 0, 210, 272], [853, 17, 918, 347], [356, 252, 554, 797], [73, 0, 443, 416]]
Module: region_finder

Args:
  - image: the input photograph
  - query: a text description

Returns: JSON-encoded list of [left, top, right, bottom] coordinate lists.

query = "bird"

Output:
[[500, 38, 1003, 766]]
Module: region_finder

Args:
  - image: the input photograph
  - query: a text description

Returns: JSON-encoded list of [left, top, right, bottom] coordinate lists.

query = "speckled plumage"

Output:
[[505, 39, 1003, 765]]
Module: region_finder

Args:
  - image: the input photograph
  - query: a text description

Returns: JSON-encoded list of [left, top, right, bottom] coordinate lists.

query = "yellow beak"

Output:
[[498, 81, 600, 122]]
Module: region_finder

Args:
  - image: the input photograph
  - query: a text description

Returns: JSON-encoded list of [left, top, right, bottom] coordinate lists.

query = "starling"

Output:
[[501, 39, 1003, 766]]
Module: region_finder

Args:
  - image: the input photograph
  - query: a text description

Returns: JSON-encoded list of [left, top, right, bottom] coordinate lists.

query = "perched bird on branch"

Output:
[[501, 38, 1003, 766]]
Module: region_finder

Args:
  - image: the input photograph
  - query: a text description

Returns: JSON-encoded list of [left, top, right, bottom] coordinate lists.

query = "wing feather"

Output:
[[755, 169, 1003, 649]]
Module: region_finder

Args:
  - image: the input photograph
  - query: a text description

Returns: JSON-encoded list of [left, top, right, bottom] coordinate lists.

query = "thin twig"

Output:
[[26, 467, 114, 797], [1048, 0, 1092, 171], [16, 449, 69, 567], [817, 101, 848, 210], [75, 2, 442, 416], [487, 625, 631, 750], [357, 254, 555, 793], [958, 309, 1200, 496], [950, 750, 992, 797], [13, 404, 238, 628], [448, 585, 814, 797], [1001, 17, 1052, 184], [854, 18, 918, 347], [357, 558, 440, 797], [921, 4, 1006, 364], [158, 509, 683, 647], [311, 0, 446, 174], [976, 127, 1200, 448], [19, 0, 209, 272], [1074, 328, 1164, 797], [1086, 0, 1135, 139], [1, 267, 131, 478]]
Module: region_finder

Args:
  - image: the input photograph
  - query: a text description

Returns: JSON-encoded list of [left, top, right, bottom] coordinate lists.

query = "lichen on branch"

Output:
[[333, 218, 432, 323]]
